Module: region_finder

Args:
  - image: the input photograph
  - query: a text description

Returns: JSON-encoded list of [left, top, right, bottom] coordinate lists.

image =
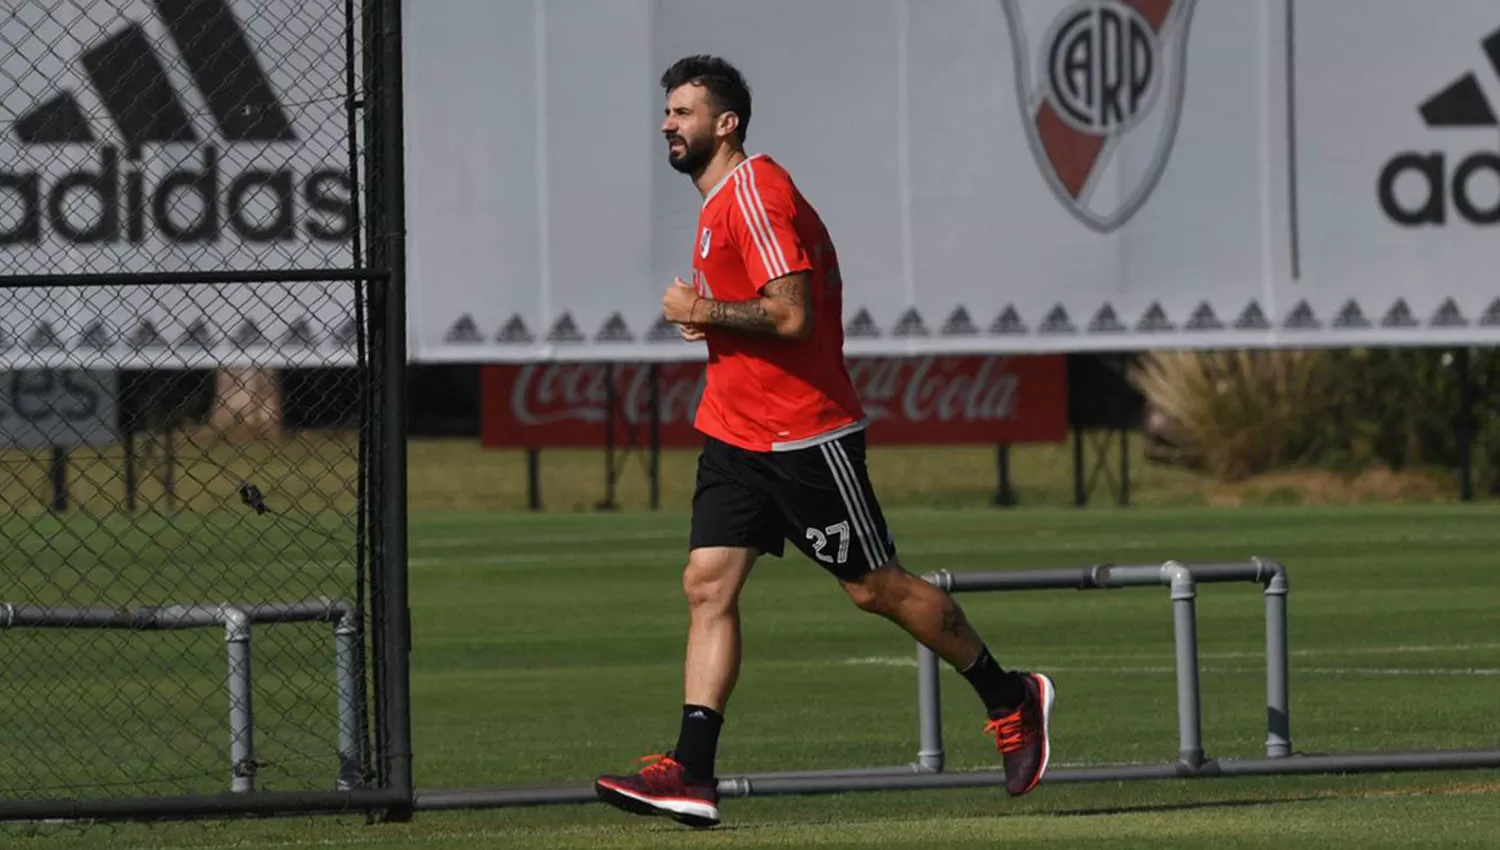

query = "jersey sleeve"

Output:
[[725, 165, 813, 292]]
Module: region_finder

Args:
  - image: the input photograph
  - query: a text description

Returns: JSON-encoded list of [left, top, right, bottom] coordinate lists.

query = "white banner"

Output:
[[0, 0, 359, 370], [0, 370, 117, 449], [406, 0, 1500, 362]]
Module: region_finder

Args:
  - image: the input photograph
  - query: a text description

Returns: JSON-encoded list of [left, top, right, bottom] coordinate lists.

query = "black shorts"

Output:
[[689, 428, 896, 581]]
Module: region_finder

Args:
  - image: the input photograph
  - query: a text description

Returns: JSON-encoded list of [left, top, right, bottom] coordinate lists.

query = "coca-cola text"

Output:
[[482, 355, 1066, 448]]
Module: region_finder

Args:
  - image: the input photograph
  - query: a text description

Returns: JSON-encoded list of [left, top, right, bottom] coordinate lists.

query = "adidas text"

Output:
[[1378, 151, 1500, 226], [1380, 25, 1500, 227], [0, 146, 353, 246]]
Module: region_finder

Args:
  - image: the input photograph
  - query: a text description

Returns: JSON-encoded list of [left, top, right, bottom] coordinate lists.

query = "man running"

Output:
[[593, 55, 1054, 829]]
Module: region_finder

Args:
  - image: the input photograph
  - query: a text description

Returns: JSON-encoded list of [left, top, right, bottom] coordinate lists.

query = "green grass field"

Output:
[[4, 491, 1499, 848], [3, 430, 1474, 519]]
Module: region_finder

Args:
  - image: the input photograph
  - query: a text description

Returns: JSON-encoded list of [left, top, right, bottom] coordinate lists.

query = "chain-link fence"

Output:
[[0, 0, 409, 822]]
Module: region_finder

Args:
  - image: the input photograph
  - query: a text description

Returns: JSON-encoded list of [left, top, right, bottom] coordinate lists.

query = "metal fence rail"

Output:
[[918, 559, 1293, 773], [0, 597, 366, 794]]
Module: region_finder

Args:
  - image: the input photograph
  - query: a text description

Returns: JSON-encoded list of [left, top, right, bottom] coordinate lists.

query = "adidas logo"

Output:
[[1, 0, 352, 247], [1378, 26, 1500, 227]]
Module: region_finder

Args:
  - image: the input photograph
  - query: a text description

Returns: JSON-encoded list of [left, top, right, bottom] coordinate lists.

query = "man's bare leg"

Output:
[[838, 556, 981, 665], [682, 546, 759, 711], [675, 546, 757, 779], [594, 545, 754, 826], [840, 555, 1054, 797], [840, 556, 1027, 708]]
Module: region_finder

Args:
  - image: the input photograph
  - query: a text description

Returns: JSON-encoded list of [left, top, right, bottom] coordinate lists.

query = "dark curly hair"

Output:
[[660, 55, 752, 143]]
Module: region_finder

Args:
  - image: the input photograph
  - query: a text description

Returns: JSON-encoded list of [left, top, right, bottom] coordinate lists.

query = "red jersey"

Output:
[[689, 154, 865, 452]]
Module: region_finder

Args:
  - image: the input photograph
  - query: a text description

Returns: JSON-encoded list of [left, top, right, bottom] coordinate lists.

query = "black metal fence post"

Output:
[[49, 446, 69, 513], [649, 364, 661, 511], [600, 364, 619, 511], [1456, 347, 1474, 502], [992, 444, 1015, 507], [527, 448, 543, 511], [372, 0, 414, 821]]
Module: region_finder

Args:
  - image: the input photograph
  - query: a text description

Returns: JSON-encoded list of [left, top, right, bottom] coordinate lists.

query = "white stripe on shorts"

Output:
[[818, 441, 888, 568]]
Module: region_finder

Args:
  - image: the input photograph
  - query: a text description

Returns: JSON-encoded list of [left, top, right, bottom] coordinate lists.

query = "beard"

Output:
[[666, 133, 713, 175]]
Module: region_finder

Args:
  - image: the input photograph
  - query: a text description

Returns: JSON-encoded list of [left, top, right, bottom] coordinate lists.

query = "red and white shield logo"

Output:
[[1002, 0, 1197, 233]]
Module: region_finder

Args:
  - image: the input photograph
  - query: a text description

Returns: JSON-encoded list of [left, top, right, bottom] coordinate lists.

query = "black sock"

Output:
[[673, 704, 723, 780], [960, 645, 1028, 718]]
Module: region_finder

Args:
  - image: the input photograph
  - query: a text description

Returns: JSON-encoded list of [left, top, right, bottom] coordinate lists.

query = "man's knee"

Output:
[[683, 547, 756, 613], [840, 558, 912, 614]]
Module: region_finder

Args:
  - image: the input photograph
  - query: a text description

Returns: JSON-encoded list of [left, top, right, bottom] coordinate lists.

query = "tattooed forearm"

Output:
[[763, 276, 812, 335], [762, 277, 809, 316], [704, 299, 779, 333], [693, 274, 811, 338]]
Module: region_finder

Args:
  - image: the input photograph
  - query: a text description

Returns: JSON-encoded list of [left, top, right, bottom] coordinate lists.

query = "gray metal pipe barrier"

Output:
[[0, 596, 366, 794], [225, 608, 255, 793], [409, 557, 1500, 812], [414, 748, 1500, 810], [919, 557, 1292, 772]]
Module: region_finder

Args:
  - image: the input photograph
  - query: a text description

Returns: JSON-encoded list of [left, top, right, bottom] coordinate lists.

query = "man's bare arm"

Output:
[[692, 273, 813, 339]]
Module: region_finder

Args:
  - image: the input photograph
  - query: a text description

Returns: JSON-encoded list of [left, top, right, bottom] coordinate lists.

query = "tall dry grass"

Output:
[[1127, 349, 1344, 482]]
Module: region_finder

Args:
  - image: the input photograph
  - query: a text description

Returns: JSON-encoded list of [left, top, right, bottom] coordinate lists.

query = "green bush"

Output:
[[1127, 349, 1340, 481], [1129, 348, 1500, 491]]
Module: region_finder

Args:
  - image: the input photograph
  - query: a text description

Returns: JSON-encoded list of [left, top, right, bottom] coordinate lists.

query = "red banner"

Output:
[[480, 355, 1068, 448]]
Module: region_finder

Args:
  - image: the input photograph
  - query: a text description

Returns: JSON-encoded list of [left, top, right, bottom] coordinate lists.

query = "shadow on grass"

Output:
[[1037, 778, 1500, 820], [1038, 793, 1325, 818]]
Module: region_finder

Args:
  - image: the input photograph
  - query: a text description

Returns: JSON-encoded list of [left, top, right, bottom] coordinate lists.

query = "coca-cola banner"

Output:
[[409, 0, 1500, 365], [480, 355, 1067, 448]]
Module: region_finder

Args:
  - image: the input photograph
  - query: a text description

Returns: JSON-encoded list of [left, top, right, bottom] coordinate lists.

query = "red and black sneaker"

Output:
[[984, 672, 1055, 797], [594, 752, 720, 828]]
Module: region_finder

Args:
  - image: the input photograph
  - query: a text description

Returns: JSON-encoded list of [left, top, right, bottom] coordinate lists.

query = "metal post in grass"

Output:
[[225, 607, 256, 793], [163, 426, 177, 511], [1456, 347, 1474, 502], [123, 430, 138, 513], [526, 448, 542, 511], [1056, 563, 1204, 767], [916, 645, 943, 772], [49, 445, 68, 513], [649, 364, 661, 512], [600, 364, 619, 511], [335, 605, 366, 790], [1072, 428, 1085, 506], [1165, 563, 1204, 767], [373, 0, 415, 819], [992, 444, 1016, 507], [1262, 559, 1292, 757]]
